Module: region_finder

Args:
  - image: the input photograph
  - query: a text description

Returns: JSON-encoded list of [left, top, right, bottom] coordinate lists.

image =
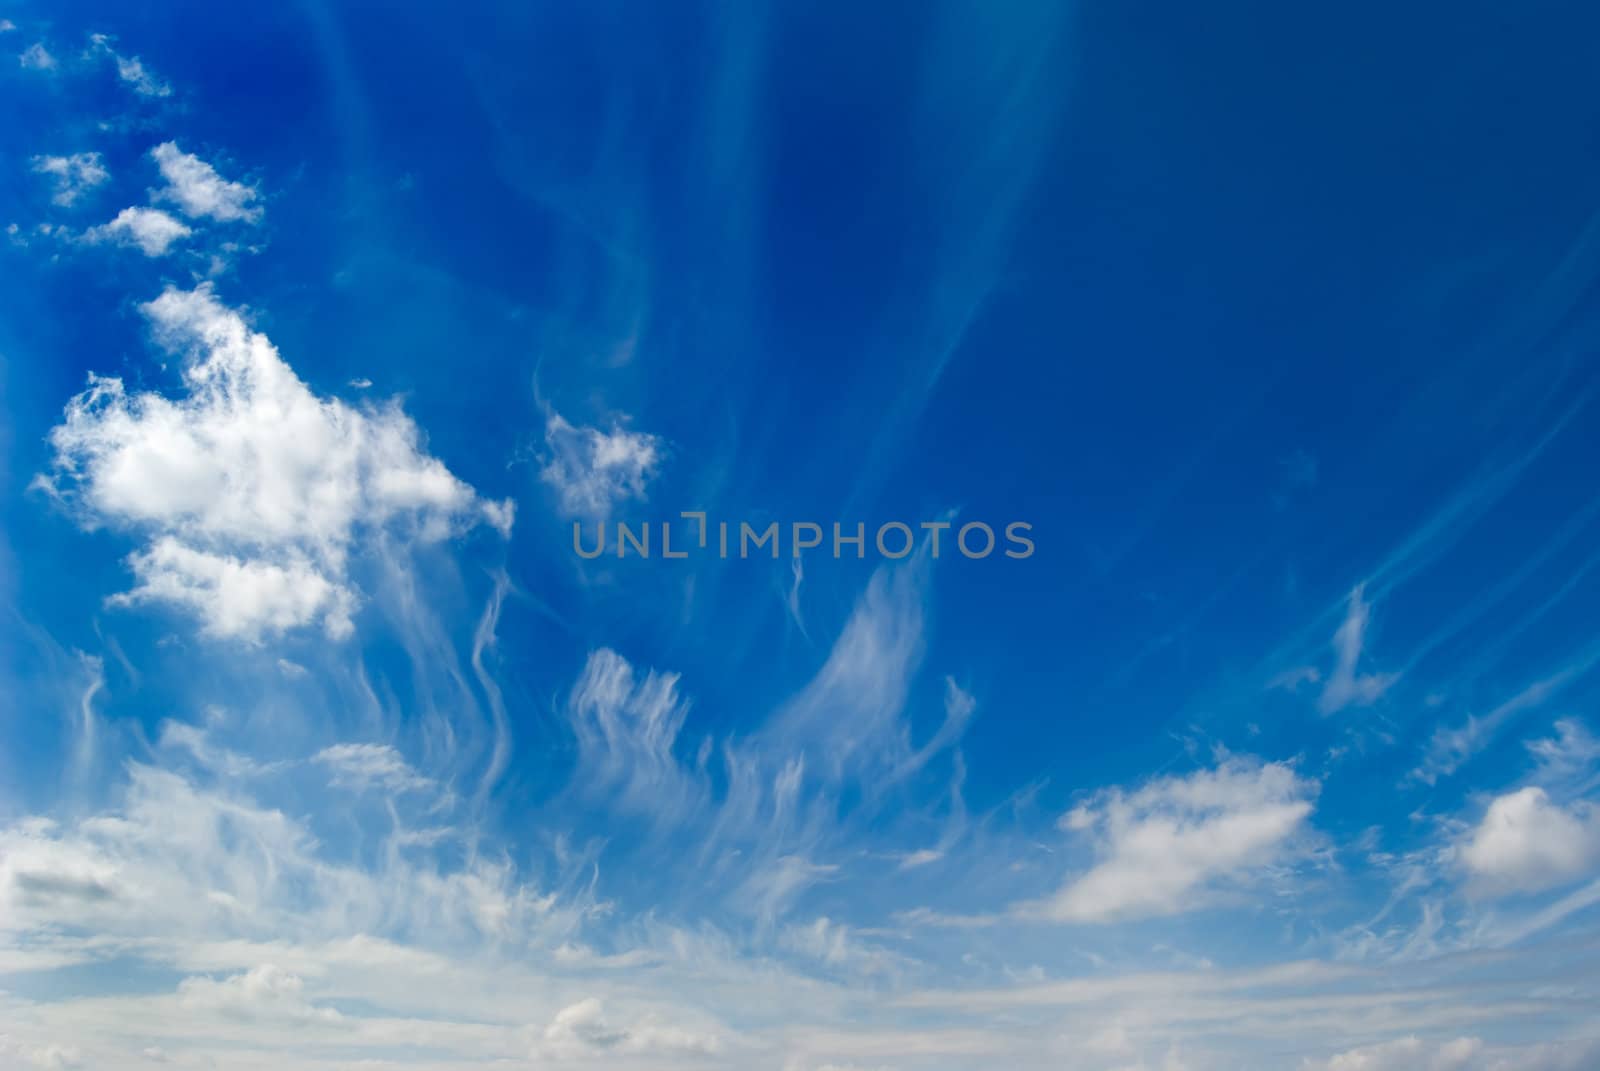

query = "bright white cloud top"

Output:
[[84, 204, 190, 255], [38, 284, 513, 639], [1034, 757, 1317, 922], [150, 142, 261, 223]]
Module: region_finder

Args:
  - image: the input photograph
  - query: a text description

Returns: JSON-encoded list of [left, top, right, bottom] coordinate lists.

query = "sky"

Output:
[[3, 2, 1600, 1069]]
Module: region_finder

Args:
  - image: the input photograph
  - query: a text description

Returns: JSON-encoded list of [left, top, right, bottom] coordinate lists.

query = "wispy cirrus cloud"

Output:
[[88, 33, 171, 98], [1270, 585, 1397, 714], [565, 648, 705, 825]]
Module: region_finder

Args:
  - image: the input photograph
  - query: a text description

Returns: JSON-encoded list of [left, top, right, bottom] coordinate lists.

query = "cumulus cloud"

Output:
[[539, 407, 661, 519], [1025, 756, 1317, 922], [115, 537, 355, 638], [83, 206, 191, 256], [150, 142, 260, 222], [537, 997, 722, 1060], [1460, 786, 1600, 896], [30, 153, 110, 206], [37, 284, 513, 640]]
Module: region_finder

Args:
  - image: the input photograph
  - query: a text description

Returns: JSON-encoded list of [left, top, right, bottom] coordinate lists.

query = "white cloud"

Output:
[[178, 965, 342, 1023], [567, 649, 703, 823], [150, 142, 260, 222], [20, 42, 55, 70], [1460, 786, 1600, 896], [16, 1043, 83, 1069], [313, 743, 434, 795], [1526, 718, 1600, 787], [1025, 756, 1317, 922], [88, 33, 172, 97], [112, 54, 170, 98], [112, 538, 357, 639], [276, 658, 309, 679], [0, 20, 17, 33], [765, 554, 928, 781], [897, 848, 944, 870], [1412, 659, 1596, 785], [539, 408, 661, 519], [30, 153, 110, 206], [3, 748, 1600, 1070], [38, 284, 512, 640], [537, 997, 722, 1060], [85, 206, 191, 256], [1318, 585, 1398, 713]]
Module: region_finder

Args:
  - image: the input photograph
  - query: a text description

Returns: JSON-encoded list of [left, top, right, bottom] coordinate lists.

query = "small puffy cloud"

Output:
[[150, 142, 260, 222], [539, 408, 661, 519], [30, 153, 110, 206], [20, 42, 56, 69], [1460, 786, 1600, 896], [538, 997, 721, 1060], [85, 206, 191, 256], [37, 284, 512, 641], [544, 997, 630, 1051], [0, 20, 17, 33], [1026, 756, 1317, 923]]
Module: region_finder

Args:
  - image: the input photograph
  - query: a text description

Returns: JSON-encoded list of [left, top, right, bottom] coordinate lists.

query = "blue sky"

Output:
[[4, 2, 1600, 1069]]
